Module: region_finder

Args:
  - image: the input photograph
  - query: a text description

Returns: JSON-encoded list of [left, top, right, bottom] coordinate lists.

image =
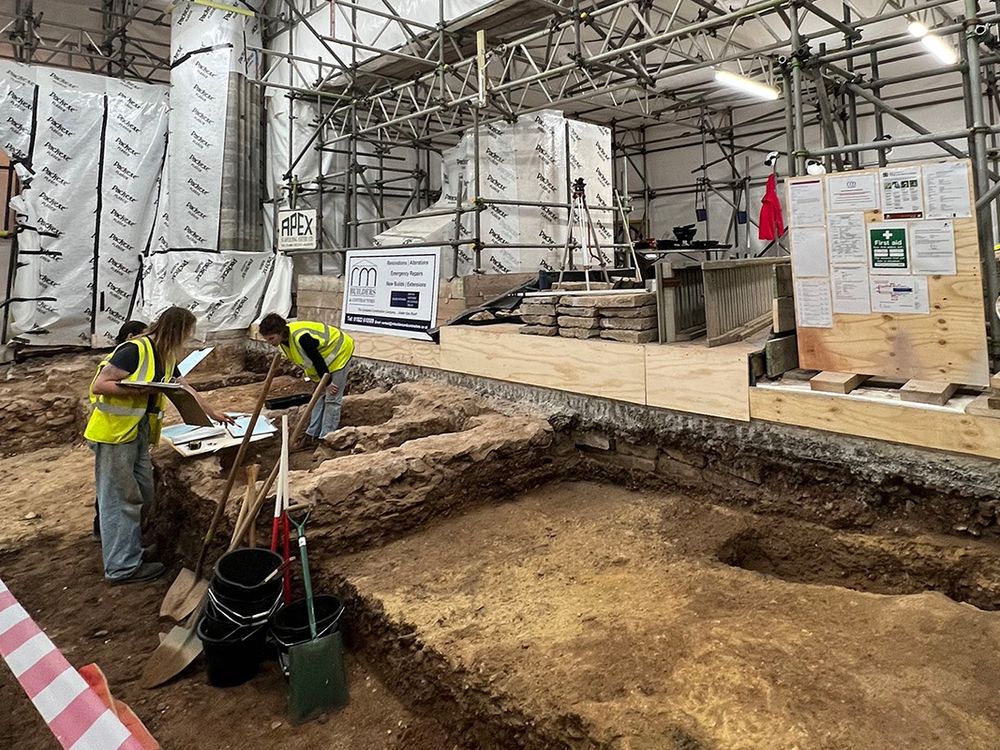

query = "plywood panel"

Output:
[[750, 385, 1000, 460], [440, 324, 646, 404], [351, 331, 442, 369], [794, 161, 990, 386], [645, 341, 752, 421]]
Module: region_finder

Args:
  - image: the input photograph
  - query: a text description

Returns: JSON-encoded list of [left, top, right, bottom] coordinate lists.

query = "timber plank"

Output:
[[440, 324, 646, 404], [645, 342, 753, 422], [810, 371, 869, 394], [899, 379, 959, 406], [750, 386, 1000, 460]]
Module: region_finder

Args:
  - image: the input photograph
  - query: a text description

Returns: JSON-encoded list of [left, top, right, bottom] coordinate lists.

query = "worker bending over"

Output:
[[86, 307, 233, 585], [259, 314, 355, 440]]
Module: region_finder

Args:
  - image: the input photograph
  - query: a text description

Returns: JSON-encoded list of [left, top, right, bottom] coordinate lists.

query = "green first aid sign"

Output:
[[870, 226, 908, 269]]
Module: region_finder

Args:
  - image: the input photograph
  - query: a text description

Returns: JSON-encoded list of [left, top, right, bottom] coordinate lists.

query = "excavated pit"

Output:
[[716, 523, 1000, 610], [4, 345, 1000, 750]]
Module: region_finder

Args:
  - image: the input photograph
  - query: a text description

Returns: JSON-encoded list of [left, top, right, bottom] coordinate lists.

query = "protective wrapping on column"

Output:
[[372, 110, 612, 277]]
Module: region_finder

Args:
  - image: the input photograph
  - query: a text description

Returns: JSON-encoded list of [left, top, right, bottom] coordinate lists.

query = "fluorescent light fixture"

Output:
[[713, 69, 781, 101], [907, 20, 958, 64], [920, 34, 959, 64]]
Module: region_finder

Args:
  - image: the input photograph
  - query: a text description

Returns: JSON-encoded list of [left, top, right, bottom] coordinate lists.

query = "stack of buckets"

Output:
[[197, 548, 284, 687], [196, 547, 347, 687]]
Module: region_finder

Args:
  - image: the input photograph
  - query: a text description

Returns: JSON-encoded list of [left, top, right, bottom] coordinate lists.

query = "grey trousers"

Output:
[[307, 361, 352, 439], [92, 416, 154, 581]]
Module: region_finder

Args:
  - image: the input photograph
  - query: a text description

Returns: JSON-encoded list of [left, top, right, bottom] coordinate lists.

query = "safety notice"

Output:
[[869, 224, 909, 270]]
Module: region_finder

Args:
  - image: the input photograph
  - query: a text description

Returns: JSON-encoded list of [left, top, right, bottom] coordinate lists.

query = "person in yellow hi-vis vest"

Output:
[[258, 313, 355, 440], [86, 307, 233, 585], [90, 319, 148, 543]]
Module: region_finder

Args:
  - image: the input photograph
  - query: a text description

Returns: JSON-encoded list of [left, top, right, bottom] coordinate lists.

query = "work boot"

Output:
[[110, 562, 165, 586]]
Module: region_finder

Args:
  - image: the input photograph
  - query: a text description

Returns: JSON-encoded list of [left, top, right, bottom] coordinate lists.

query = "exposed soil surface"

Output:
[[4, 349, 1000, 750], [328, 481, 1000, 750]]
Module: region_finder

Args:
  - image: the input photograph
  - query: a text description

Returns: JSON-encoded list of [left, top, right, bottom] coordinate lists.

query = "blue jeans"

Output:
[[307, 361, 351, 439], [92, 416, 154, 581]]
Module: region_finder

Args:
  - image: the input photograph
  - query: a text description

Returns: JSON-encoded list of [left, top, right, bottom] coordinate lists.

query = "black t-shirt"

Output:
[[298, 332, 330, 376], [108, 341, 181, 413]]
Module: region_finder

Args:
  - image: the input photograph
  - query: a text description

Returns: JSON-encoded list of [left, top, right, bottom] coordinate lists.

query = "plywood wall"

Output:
[[790, 160, 990, 386]]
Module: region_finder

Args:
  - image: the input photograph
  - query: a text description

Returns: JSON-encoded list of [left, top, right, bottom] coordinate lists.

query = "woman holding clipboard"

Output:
[[85, 306, 232, 585]]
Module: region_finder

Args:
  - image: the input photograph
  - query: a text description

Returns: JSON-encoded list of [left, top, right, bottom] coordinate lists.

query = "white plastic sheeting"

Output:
[[373, 111, 613, 278], [167, 1, 262, 251], [139, 251, 285, 331], [0, 58, 280, 347], [97, 80, 170, 345], [167, 46, 231, 250], [10, 69, 112, 345]]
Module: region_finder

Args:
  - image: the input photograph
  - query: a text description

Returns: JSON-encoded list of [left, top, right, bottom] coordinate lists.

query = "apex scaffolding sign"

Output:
[[276, 208, 317, 250]]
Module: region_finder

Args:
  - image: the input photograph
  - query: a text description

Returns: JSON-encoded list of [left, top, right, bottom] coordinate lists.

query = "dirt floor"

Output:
[[3, 350, 1000, 750], [0, 445, 455, 750], [328, 481, 1000, 750]]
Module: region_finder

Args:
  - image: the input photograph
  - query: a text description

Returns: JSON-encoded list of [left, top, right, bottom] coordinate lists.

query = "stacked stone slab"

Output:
[[559, 292, 658, 343], [519, 295, 561, 336], [520, 291, 658, 342]]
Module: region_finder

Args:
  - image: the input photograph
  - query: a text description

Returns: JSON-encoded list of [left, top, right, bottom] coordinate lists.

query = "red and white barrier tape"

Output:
[[0, 577, 146, 750]]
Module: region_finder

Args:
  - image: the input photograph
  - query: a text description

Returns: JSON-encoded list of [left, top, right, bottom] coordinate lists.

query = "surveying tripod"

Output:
[[557, 178, 612, 291]]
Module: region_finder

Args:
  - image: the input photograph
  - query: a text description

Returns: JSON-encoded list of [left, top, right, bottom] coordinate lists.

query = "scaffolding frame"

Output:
[[1, 1, 172, 82], [251, 0, 1000, 364], [2, 0, 1000, 362]]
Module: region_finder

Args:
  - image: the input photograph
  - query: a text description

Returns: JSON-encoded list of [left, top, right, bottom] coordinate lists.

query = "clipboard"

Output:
[[120, 381, 214, 426]]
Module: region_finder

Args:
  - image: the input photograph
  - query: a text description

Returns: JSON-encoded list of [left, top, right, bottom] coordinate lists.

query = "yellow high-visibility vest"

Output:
[[84, 336, 173, 445], [280, 321, 354, 381]]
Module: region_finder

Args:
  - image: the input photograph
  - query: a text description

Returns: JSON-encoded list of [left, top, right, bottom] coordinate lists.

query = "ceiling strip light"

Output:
[[713, 69, 781, 101]]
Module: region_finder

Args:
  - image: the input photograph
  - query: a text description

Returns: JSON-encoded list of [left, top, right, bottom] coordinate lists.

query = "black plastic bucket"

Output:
[[205, 587, 281, 630], [197, 615, 266, 688], [212, 548, 283, 602], [269, 596, 345, 651]]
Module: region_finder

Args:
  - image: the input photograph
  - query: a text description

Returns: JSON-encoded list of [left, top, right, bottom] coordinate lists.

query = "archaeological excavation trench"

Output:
[[3, 347, 1000, 749]]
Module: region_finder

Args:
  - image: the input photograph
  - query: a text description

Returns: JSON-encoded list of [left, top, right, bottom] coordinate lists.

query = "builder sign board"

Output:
[[276, 208, 317, 250], [341, 248, 440, 340]]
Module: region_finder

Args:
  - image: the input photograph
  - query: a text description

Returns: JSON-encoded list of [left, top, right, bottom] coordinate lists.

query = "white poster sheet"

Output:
[[910, 220, 957, 276], [880, 166, 924, 219], [788, 179, 825, 227], [827, 213, 866, 266], [827, 173, 879, 213], [870, 275, 930, 314], [831, 266, 872, 314], [790, 226, 829, 278], [341, 248, 441, 340], [922, 162, 972, 219], [794, 278, 834, 328]]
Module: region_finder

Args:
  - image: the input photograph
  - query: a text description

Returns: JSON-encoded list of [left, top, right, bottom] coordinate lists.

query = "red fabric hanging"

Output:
[[758, 172, 785, 241]]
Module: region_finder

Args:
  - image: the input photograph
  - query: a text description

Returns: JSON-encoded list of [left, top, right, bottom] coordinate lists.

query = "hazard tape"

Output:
[[0, 577, 146, 750]]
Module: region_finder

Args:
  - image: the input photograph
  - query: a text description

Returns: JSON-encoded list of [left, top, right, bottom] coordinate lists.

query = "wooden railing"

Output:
[[655, 259, 706, 343], [702, 257, 790, 347]]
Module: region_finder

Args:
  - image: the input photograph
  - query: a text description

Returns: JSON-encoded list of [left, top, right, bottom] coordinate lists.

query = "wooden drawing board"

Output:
[[790, 160, 990, 386]]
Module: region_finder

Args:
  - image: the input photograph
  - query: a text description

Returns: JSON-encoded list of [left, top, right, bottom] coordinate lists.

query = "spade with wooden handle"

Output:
[[141, 373, 329, 689], [158, 353, 281, 623]]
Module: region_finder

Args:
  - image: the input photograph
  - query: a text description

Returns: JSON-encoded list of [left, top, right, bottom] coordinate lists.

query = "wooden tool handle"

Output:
[[228, 373, 330, 550], [194, 353, 281, 577]]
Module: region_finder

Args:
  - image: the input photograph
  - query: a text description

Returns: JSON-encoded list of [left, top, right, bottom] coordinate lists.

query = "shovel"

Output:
[[159, 353, 281, 622], [287, 511, 348, 724], [141, 374, 330, 689]]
